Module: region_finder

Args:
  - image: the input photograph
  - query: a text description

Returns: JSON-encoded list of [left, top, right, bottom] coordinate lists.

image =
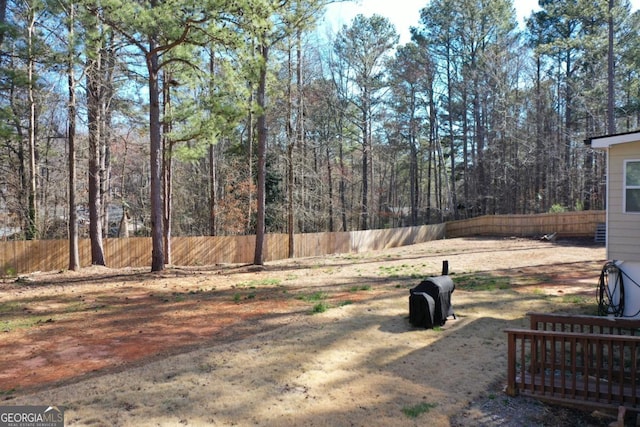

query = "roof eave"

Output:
[[587, 130, 640, 149]]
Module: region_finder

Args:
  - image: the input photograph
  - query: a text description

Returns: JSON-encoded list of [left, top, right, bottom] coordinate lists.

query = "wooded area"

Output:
[[0, 0, 637, 271]]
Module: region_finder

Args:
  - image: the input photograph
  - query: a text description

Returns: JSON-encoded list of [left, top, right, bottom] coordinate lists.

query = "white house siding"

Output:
[[607, 141, 640, 262]]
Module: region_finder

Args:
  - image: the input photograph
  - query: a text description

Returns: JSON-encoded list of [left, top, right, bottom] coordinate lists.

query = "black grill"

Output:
[[409, 275, 455, 329]]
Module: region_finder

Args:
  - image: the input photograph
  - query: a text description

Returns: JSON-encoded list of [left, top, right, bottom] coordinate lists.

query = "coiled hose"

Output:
[[597, 261, 624, 317]]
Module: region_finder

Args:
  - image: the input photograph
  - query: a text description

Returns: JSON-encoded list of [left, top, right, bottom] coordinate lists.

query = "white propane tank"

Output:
[[608, 261, 640, 319]]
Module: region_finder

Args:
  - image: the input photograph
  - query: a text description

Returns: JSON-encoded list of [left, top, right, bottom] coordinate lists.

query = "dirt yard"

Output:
[[0, 237, 613, 426]]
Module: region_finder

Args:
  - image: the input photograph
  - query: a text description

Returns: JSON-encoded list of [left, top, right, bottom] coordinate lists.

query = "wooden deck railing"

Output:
[[528, 312, 640, 336], [506, 313, 640, 412]]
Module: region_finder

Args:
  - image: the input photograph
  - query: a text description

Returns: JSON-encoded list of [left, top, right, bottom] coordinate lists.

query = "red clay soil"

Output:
[[0, 265, 374, 395]]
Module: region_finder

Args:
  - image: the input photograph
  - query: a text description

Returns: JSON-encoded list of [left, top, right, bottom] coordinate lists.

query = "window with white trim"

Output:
[[625, 160, 640, 212]]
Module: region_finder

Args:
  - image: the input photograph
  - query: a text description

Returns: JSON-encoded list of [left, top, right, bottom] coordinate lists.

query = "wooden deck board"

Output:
[[515, 372, 640, 408]]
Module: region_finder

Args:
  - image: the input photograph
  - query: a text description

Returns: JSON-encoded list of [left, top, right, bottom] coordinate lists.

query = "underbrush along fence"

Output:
[[0, 211, 604, 275]]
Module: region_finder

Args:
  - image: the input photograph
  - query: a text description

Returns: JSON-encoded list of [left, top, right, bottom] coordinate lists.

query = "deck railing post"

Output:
[[506, 331, 518, 397]]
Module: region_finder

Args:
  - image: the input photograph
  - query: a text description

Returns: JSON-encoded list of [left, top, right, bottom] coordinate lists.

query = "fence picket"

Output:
[[0, 211, 604, 275]]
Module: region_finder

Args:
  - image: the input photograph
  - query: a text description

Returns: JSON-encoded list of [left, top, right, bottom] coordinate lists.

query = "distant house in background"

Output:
[[589, 130, 640, 318], [0, 226, 20, 239], [0, 203, 19, 239]]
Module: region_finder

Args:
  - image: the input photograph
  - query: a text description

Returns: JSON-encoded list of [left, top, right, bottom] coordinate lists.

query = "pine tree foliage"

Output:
[[0, 0, 639, 267]]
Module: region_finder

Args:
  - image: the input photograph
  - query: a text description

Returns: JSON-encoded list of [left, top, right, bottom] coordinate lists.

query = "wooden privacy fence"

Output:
[[0, 211, 604, 275], [0, 223, 446, 275], [506, 313, 640, 412], [446, 211, 605, 238]]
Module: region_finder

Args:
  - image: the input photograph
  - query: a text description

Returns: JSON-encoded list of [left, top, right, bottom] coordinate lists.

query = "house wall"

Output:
[[607, 141, 640, 262]]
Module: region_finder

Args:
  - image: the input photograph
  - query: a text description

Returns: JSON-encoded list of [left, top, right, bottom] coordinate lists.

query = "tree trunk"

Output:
[[87, 28, 105, 265], [26, 8, 37, 240], [607, 0, 616, 135], [287, 40, 294, 258], [246, 90, 254, 234], [563, 51, 573, 208], [163, 146, 172, 265], [117, 211, 129, 237], [101, 126, 110, 236], [253, 43, 268, 266], [534, 55, 544, 212], [339, 139, 347, 231], [147, 45, 164, 271], [446, 40, 457, 220], [294, 32, 303, 245], [100, 38, 115, 238], [209, 144, 217, 236], [326, 143, 334, 232], [208, 54, 217, 236], [287, 141, 294, 256], [67, 4, 79, 270], [162, 70, 172, 265], [360, 93, 369, 230], [409, 87, 418, 226], [473, 80, 486, 215], [427, 78, 437, 223]]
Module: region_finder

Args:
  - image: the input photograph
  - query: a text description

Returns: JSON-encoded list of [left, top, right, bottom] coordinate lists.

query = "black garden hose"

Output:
[[597, 261, 624, 317]]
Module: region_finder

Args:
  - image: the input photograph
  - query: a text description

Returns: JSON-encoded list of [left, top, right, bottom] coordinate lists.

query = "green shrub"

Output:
[[312, 302, 329, 313], [548, 204, 567, 213]]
